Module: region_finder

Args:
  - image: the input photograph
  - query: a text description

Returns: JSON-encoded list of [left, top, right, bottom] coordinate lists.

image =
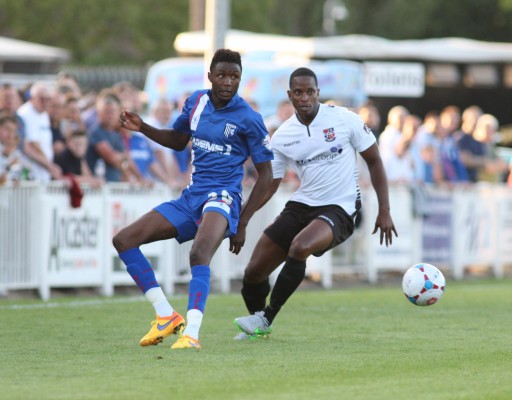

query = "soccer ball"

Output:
[[402, 263, 446, 306]]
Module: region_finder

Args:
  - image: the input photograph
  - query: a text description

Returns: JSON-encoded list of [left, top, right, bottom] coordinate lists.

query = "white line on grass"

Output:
[[0, 296, 148, 310]]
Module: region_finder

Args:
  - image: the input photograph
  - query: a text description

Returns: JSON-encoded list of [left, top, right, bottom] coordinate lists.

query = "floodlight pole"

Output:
[[204, 0, 230, 88], [323, 0, 349, 36]]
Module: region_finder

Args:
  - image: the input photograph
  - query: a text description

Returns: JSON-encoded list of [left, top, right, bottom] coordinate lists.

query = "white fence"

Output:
[[1, 182, 511, 300]]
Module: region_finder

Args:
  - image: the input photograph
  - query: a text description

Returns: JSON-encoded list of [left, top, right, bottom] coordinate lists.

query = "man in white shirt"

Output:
[[17, 81, 62, 182], [378, 105, 415, 184], [233, 67, 397, 339]]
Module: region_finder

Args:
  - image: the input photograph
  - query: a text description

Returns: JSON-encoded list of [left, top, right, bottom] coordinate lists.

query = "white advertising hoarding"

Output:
[[364, 62, 425, 97]]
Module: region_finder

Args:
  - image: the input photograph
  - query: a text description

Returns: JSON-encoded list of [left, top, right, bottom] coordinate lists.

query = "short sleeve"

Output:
[[270, 147, 287, 179], [245, 112, 274, 164], [172, 96, 193, 135], [347, 111, 376, 152]]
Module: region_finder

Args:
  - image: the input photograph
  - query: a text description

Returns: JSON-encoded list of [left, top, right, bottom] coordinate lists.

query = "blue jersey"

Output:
[[173, 90, 273, 195]]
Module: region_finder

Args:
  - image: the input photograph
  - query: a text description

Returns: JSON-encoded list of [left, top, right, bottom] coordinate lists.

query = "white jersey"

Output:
[[271, 103, 376, 215], [18, 101, 53, 182]]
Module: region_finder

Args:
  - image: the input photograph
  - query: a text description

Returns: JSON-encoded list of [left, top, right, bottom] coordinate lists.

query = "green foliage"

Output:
[[343, 0, 512, 41], [0, 0, 511, 65], [1, 279, 512, 399], [0, 0, 189, 65]]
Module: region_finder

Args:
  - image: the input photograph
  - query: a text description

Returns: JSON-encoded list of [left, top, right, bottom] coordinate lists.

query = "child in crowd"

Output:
[[0, 115, 31, 183], [54, 130, 103, 188]]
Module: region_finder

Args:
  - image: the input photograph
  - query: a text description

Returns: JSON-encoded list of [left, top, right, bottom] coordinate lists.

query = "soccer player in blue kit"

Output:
[[234, 67, 397, 339], [114, 49, 273, 349]]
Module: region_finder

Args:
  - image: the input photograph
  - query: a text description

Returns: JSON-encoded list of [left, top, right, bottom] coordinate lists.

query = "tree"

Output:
[[0, 0, 511, 65]]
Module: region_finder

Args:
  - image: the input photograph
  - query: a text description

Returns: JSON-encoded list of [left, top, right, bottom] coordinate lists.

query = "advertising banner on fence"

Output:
[[421, 189, 452, 267], [42, 189, 105, 286]]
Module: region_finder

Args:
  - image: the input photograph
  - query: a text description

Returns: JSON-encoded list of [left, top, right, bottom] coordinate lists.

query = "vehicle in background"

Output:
[[143, 56, 367, 118]]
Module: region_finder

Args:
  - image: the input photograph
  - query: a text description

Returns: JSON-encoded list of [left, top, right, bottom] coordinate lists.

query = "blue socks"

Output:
[[119, 248, 211, 333], [187, 265, 210, 312], [119, 248, 159, 293]]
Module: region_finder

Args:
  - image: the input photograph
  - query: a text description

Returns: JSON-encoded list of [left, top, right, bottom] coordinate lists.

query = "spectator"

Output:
[[264, 100, 294, 135], [82, 90, 100, 132], [454, 105, 482, 143], [358, 102, 381, 139], [112, 81, 144, 115], [414, 111, 443, 184], [169, 91, 193, 179], [54, 130, 103, 188], [48, 92, 66, 156], [17, 81, 62, 182], [432, 110, 468, 185], [471, 114, 509, 182], [85, 90, 142, 183], [401, 114, 424, 182], [439, 105, 461, 138], [0, 115, 30, 183], [378, 105, 414, 184], [455, 106, 488, 182], [56, 71, 82, 99], [144, 98, 183, 186], [124, 128, 173, 186], [0, 83, 26, 150], [61, 96, 86, 139]]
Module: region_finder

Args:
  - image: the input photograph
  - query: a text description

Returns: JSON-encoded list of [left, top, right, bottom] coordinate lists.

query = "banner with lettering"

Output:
[[40, 188, 106, 286]]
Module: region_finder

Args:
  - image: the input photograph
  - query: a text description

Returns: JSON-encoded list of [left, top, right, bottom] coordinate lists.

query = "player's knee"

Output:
[[244, 259, 272, 283], [189, 243, 213, 267], [112, 228, 133, 253], [288, 239, 312, 260], [244, 265, 263, 283]]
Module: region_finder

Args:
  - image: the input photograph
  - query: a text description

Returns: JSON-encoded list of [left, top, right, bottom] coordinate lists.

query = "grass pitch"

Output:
[[1, 279, 512, 400]]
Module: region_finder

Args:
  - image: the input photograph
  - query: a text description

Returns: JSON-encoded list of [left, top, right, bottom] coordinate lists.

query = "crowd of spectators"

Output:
[[1, 74, 510, 190], [359, 102, 511, 188], [0, 74, 192, 189]]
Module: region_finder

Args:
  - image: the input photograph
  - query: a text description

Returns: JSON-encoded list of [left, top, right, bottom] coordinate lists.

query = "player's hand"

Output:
[[229, 225, 247, 255], [119, 110, 143, 132], [372, 210, 398, 247]]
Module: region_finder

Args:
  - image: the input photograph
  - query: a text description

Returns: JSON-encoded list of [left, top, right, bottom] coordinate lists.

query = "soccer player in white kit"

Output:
[[234, 67, 397, 338]]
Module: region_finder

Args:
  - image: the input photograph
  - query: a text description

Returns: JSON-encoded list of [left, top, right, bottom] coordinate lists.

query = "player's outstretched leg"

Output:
[[117, 248, 185, 346]]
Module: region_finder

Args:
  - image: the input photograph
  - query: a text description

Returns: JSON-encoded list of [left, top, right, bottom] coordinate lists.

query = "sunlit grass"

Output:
[[1, 279, 511, 400]]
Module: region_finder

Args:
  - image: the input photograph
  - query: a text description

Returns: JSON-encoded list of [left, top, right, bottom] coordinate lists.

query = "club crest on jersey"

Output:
[[363, 124, 373, 135], [323, 127, 336, 142], [224, 123, 238, 138]]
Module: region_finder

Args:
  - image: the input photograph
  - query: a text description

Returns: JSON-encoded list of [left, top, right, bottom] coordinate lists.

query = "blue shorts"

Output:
[[154, 188, 242, 243]]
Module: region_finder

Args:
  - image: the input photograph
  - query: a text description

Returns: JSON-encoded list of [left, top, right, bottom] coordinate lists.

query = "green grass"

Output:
[[1, 279, 512, 400]]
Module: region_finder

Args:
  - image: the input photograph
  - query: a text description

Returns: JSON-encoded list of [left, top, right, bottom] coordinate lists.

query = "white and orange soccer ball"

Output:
[[402, 263, 446, 306]]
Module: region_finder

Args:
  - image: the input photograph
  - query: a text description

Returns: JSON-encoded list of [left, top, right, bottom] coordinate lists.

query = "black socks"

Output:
[[241, 277, 270, 314], [264, 256, 306, 325]]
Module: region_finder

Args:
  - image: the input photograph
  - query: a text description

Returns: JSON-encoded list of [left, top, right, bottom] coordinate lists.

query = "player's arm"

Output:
[[120, 111, 190, 151], [229, 160, 273, 254], [251, 144, 287, 210], [239, 160, 273, 228], [360, 143, 398, 246], [255, 177, 281, 211]]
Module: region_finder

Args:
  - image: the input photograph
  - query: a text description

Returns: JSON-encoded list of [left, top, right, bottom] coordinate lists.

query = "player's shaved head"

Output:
[[289, 67, 318, 88]]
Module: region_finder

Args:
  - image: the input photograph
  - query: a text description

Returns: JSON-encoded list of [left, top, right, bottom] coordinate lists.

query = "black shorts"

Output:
[[264, 201, 355, 257]]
